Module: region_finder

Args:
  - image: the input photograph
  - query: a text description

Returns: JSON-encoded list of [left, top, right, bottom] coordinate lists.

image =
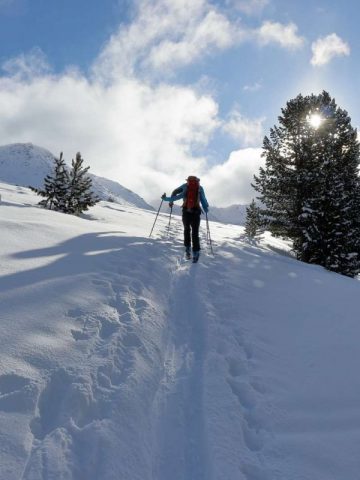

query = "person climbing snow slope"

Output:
[[162, 176, 209, 263]]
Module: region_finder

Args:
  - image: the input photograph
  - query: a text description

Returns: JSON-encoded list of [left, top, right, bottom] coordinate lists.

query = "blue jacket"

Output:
[[163, 183, 209, 212]]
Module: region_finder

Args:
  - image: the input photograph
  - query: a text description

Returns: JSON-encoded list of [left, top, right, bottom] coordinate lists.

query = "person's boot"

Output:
[[185, 246, 191, 260], [192, 250, 200, 263]]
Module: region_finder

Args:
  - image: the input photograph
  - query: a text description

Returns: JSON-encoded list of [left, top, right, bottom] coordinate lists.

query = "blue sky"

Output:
[[0, 0, 358, 206], [0, 0, 127, 71]]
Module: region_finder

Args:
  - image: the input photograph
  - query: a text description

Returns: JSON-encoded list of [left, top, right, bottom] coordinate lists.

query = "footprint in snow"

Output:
[[241, 462, 268, 480], [30, 367, 97, 440], [227, 377, 257, 410], [71, 329, 91, 341], [242, 420, 264, 452], [67, 307, 85, 319], [226, 356, 247, 377], [98, 317, 120, 340], [0, 374, 37, 414]]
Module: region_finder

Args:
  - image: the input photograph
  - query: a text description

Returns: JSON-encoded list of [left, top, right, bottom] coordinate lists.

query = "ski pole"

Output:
[[167, 204, 173, 237], [149, 196, 164, 238], [205, 213, 210, 244], [206, 212, 214, 255]]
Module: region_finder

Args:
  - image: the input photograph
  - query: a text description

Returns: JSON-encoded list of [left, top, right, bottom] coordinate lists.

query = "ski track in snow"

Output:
[[152, 252, 209, 480]]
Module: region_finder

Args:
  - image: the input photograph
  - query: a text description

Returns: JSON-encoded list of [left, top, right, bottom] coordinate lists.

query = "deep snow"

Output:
[[1, 181, 360, 480]]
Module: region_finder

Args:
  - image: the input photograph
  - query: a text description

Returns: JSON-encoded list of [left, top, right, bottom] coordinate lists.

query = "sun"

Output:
[[307, 113, 323, 129]]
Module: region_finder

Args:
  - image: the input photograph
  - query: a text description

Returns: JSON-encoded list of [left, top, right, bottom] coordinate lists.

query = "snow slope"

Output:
[[210, 204, 247, 226], [1, 181, 360, 480], [0, 143, 153, 210]]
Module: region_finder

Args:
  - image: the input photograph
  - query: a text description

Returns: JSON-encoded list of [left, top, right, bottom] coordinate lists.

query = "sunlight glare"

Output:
[[308, 113, 323, 129]]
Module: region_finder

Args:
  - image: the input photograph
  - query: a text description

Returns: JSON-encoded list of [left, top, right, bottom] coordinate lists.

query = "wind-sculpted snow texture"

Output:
[[1, 182, 360, 480]]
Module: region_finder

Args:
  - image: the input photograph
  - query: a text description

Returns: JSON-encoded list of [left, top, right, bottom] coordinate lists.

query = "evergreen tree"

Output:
[[245, 199, 262, 238], [253, 91, 360, 277], [31, 152, 69, 211], [66, 152, 99, 215]]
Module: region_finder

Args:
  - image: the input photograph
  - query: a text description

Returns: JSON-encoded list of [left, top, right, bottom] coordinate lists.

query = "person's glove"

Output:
[[161, 193, 166, 200], [169, 201, 174, 208], [204, 206, 209, 213]]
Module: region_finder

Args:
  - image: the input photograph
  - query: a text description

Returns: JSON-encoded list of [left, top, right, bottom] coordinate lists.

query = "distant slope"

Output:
[[209, 204, 247, 226], [90, 174, 152, 210], [0, 143, 54, 188], [0, 143, 153, 210]]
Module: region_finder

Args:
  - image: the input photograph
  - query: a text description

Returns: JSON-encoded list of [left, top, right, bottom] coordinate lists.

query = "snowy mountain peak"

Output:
[[0, 143, 153, 210], [0, 143, 55, 187]]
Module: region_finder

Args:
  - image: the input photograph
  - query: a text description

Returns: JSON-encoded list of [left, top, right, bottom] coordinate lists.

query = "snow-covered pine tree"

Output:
[[31, 152, 69, 211], [245, 199, 262, 238], [66, 152, 99, 215], [253, 91, 360, 277]]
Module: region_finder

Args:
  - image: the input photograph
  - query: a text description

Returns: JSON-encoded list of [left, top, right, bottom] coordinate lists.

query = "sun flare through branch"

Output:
[[307, 113, 323, 129]]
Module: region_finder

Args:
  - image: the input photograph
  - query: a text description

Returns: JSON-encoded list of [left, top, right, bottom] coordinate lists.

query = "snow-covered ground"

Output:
[[1, 181, 360, 480]]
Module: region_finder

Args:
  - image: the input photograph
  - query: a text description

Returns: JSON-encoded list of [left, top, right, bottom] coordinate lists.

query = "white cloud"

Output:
[[311, 33, 350, 66], [203, 148, 264, 206], [243, 81, 262, 92], [228, 0, 269, 15], [147, 10, 237, 71], [93, 0, 243, 80], [256, 21, 305, 50], [223, 110, 265, 147], [2, 47, 51, 80]]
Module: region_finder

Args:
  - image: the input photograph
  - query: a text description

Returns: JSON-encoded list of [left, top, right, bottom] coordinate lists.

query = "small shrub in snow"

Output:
[[31, 151, 99, 215]]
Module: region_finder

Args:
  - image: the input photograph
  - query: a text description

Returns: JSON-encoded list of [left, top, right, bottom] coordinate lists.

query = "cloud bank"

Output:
[[203, 148, 263, 206]]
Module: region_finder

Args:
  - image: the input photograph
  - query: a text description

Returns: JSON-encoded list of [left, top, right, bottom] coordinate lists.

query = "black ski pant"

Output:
[[182, 209, 201, 252]]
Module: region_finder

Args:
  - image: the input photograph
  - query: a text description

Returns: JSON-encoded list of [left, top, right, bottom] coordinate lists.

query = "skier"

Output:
[[162, 176, 209, 262]]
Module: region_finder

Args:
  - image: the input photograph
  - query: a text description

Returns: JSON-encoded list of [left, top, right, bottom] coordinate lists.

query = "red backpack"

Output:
[[184, 176, 200, 209]]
